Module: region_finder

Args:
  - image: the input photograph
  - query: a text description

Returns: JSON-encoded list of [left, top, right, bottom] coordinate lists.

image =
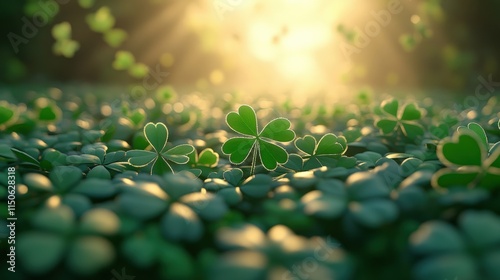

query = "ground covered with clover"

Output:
[[1, 88, 500, 280]]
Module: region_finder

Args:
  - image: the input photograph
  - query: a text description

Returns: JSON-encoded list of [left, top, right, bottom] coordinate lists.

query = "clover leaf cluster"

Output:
[[127, 122, 195, 175], [221, 105, 350, 175], [126, 105, 351, 176], [432, 122, 500, 189], [375, 98, 425, 139], [3, 91, 500, 280]]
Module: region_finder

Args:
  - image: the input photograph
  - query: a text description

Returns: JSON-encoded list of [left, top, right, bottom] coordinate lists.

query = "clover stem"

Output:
[[250, 142, 258, 175], [470, 169, 486, 188]]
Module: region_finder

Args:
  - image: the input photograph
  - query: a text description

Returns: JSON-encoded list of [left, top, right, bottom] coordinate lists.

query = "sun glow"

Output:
[[177, 0, 420, 95], [183, 0, 354, 94], [227, 0, 350, 91]]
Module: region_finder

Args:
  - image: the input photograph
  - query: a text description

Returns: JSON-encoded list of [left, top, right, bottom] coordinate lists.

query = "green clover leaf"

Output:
[[188, 148, 219, 168], [409, 210, 500, 280], [156, 86, 177, 103], [113, 51, 135, 70], [23, 166, 116, 216], [18, 205, 118, 276], [432, 127, 500, 189], [78, 0, 95, 9], [0, 101, 18, 128], [212, 224, 349, 279], [52, 22, 72, 41], [35, 98, 62, 122], [207, 168, 244, 187], [52, 22, 80, 58], [182, 148, 220, 178], [457, 122, 489, 151], [117, 173, 227, 242], [85, 6, 115, 33], [52, 39, 80, 58], [128, 63, 149, 79], [342, 127, 362, 143], [66, 143, 128, 178], [127, 122, 195, 175], [221, 105, 295, 174], [104, 28, 128, 48], [375, 99, 425, 138], [429, 123, 450, 139], [196, 148, 219, 167], [294, 133, 347, 169]]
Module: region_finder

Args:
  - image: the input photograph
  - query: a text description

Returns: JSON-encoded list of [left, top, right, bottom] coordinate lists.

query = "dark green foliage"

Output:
[[2, 90, 500, 280]]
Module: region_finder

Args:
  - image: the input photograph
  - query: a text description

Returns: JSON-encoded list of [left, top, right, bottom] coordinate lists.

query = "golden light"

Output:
[[131, 0, 421, 97], [268, 225, 292, 242], [17, 184, 28, 195], [46, 195, 61, 208], [411, 15, 421, 24], [241, 0, 340, 83], [209, 69, 225, 85], [140, 182, 169, 199], [218, 224, 266, 249], [182, 0, 355, 94], [160, 53, 175, 68], [233, 0, 351, 93]]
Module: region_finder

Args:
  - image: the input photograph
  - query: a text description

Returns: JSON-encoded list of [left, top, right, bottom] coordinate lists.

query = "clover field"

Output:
[[1, 87, 500, 280]]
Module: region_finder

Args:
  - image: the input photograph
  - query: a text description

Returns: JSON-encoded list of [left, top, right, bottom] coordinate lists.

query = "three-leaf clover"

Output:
[[113, 51, 135, 70], [432, 123, 500, 189], [375, 99, 424, 138], [104, 28, 128, 48], [221, 105, 295, 174], [185, 148, 219, 178], [86, 6, 115, 33], [52, 22, 80, 58], [294, 133, 348, 169], [66, 143, 128, 179], [188, 148, 219, 168], [127, 122, 195, 175]]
